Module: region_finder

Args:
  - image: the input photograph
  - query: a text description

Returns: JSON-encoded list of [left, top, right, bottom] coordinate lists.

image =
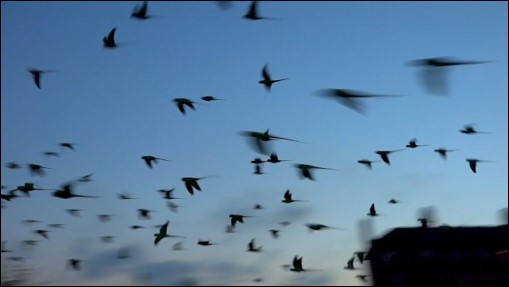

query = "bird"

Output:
[[131, 1, 150, 19], [137, 209, 154, 220], [103, 27, 118, 48], [259, 64, 289, 92], [269, 229, 282, 238], [197, 240, 220, 246], [282, 189, 307, 203], [97, 214, 114, 222], [243, 1, 282, 20], [317, 88, 401, 115], [251, 158, 265, 165], [181, 176, 215, 195], [387, 198, 400, 204], [42, 151, 60, 158], [406, 138, 429, 148], [229, 214, 255, 227], [460, 124, 490, 134], [6, 161, 22, 169], [293, 164, 334, 180], [66, 209, 83, 217], [225, 224, 236, 233], [158, 188, 183, 200], [100, 236, 115, 243], [434, 148, 457, 160], [130, 225, 145, 230], [154, 220, 170, 246], [77, 173, 94, 183], [201, 96, 225, 102], [305, 223, 341, 232], [266, 152, 291, 163], [27, 164, 52, 176], [172, 241, 186, 251], [375, 149, 404, 165], [59, 142, 76, 151], [34, 229, 50, 240], [22, 240, 39, 247], [53, 183, 98, 199], [47, 223, 64, 229], [344, 257, 356, 270], [12, 183, 51, 197], [408, 57, 491, 95], [247, 238, 263, 252], [141, 155, 171, 169], [22, 219, 40, 225], [253, 203, 263, 210], [353, 251, 368, 264], [357, 159, 380, 170], [279, 221, 292, 227], [167, 201, 181, 213], [253, 164, 269, 175], [239, 129, 301, 155], [118, 192, 137, 200], [68, 259, 82, 271], [1, 191, 17, 202], [27, 68, 57, 89], [466, 158, 493, 173], [367, 203, 379, 217], [289, 255, 304, 272], [173, 98, 199, 115]]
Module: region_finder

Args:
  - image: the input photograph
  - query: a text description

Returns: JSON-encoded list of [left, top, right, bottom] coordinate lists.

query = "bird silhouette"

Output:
[[357, 159, 380, 170], [130, 225, 145, 230], [353, 251, 368, 264], [293, 164, 334, 180], [466, 158, 493, 173], [137, 209, 154, 220], [279, 221, 292, 227], [173, 98, 200, 115], [406, 138, 429, 148], [229, 214, 255, 227], [197, 239, 220, 246], [387, 198, 400, 204], [167, 201, 181, 213], [181, 176, 215, 195], [239, 129, 301, 155], [269, 229, 282, 239], [118, 192, 137, 200], [48, 223, 64, 229], [247, 238, 263, 252], [253, 203, 263, 210], [201, 96, 225, 102], [243, 1, 282, 20], [317, 88, 402, 114], [266, 153, 291, 163], [1, 190, 19, 201], [460, 124, 490, 134], [172, 241, 186, 251], [59, 142, 76, 151], [343, 257, 356, 270], [408, 57, 491, 95], [43, 151, 60, 158], [34, 229, 50, 240], [141, 155, 171, 168], [97, 214, 114, 222], [12, 183, 51, 197], [27, 68, 57, 89], [434, 148, 458, 160], [225, 224, 236, 233], [68, 259, 82, 271], [355, 275, 370, 283], [66, 209, 83, 217], [154, 220, 176, 246], [22, 219, 40, 225], [131, 1, 150, 19], [22, 240, 39, 247], [305, 223, 341, 232], [158, 188, 183, 200], [259, 64, 289, 92], [27, 164, 52, 176], [251, 158, 265, 165], [290, 255, 304, 272], [6, 161, 22, 169], [103, 27, 118, 48], [282, 189, 307, 203], [375, 149, 404, 165], [253, 164, 269, 175], [367, 203, 379, 217], [53, 183, 98, 199]]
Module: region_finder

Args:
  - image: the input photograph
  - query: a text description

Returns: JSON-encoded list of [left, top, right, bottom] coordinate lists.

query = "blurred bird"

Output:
[[239, 129, 301, 155], [434, 148, 457, 160], [353, 251, 368, 264], [357, 159, 380, 170], [22, 240, 39, 247], [225, 224, 236, 233], [158, 188, 183, 200], [1, 191, 17, 202], [137, 209, 155, 220], [117, 248, 130, 259], [266, 152, 291, 163], [408, 57, 491, 95], [344, 257, 356, 270], [466, 158, 493, 173], [43, 151, 60, 158], [76, 173, 94, 183], [154, 220, 169, 246], [131, 1, 150, 19], [23, 219, 40, 225], [167, 201, 181, 213], [293, 163, 334, 180], [181, 176, 215, 195], [251, 158, 265, 165], [201, 96, 225, 102], [375, 149, 404, 165], [317, 88, 401, 115], [141, 155, 171, 169], [34, 229, 50, 240], [27, 68, 57, 89], [68, 259, 82, 271], [289, 255, 304, 272], [66, 209, 83, 217], [282, 189, 307, 203], [59, 142, 76, 151], [279, 221, 292, 227], [12, 183, 51, 197], [53, 183, 98, 199], [305, 223, 342, 232], [173, 98, 199, 115], [48, 223, 64, 229], [269, 229, 282, 238], [253, 203, 263, 210], [247, 238, 263, 252], [406, 138, 429, 148], [229, 214, 255, 227], [27, 164, 52, 176], [1, 241, 11, 253], [460, 124, 490, 134], [259, 64, 289, 92], [172, 241, 186, 251], [243, 1, 282, 20], [103, 27, 118, 48], [253, 164, 269, 175], [97, 214, 114, 222], [118, 192, 137, 200], [356, 275, 370, 283], [215, 1, 233, 11], [197, 239, 220, 246], [367, 203, 380, 217], [130, 225, 145, 230], [387, 198, 400, 204], [6, 161, 22, 169]]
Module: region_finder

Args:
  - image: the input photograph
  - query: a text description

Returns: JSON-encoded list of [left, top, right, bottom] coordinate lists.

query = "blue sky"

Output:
[[1, 1, 507, 286]]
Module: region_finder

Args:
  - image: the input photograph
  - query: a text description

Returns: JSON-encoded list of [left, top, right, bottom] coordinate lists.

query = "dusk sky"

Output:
[[1, 1, 507, 286]]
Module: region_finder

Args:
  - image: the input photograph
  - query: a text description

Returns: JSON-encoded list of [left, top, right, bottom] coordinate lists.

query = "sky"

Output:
[[1, 1, 508, 286]]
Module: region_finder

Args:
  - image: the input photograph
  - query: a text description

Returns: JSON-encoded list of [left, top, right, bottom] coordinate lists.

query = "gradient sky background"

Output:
[[1, 1, 507, 286]]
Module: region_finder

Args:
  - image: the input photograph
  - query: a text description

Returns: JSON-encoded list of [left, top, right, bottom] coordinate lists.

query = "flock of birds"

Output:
[[1, 1, 501, 286]]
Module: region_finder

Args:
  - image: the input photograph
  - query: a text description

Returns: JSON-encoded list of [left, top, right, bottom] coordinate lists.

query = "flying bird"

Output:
[[158, 188, 182, 200], [367, 203, 380, 217], [215, 1, 233, 11], [353, 251, 368, 264], [27, 68, 57, 89], [27, 164, 52, 176], [289, 255, 304, 272], [293, 163, 334, 180], [434, 148, 457, 160], [375, 149, 404, 165], [344, 257, 356, 270], [59, 142, 76, 151], [266, 152, 291, 163], [243, 1, 282, 20], [201, 96, 225, 102], [172, 241, 186, 251], [66, 209, 83, 217], [1, 190, 19, 201], [173, 98, 199, 115], [269, 229, 282, 238], [131, 1, 150, 19], [317, 88, 402, 114], [282, 189, 307, 203], [42, 151, 60, 158], [387, 198, 400, 204], [97, 214, 114, 222], [103, 27, 118, 48], [197, 239, 220, 246], [408, 57, 491, 95], [154, 220, 169, 246], [181, 176, 215, 195], [137, 209, 154, 220], [53, 183, 98, 199], [460, 124, 490, 134], [34, 229, 50, 240], [130, 225, 145, 230], [239, 129, 301, 155], [305, 223, 341, 232], [141, 155, 171, 168], [68, 259, 82, 271], [6, 161, 22, 169], [225, 224, 236, 233], [167, 201, 181, 213], [466, 158, 493, 173], [247, 238, 263, 252], [229, 214, 255, 227], [100, 236, 115, 243], [253, 164, 269, 175], [357, 159, 380, 170], [253, 203, 263, 210], [406, 138, 429, 148], [118, 192, 137, 200], [259, 64, 289, 92], [12, 183, 51, 197]]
